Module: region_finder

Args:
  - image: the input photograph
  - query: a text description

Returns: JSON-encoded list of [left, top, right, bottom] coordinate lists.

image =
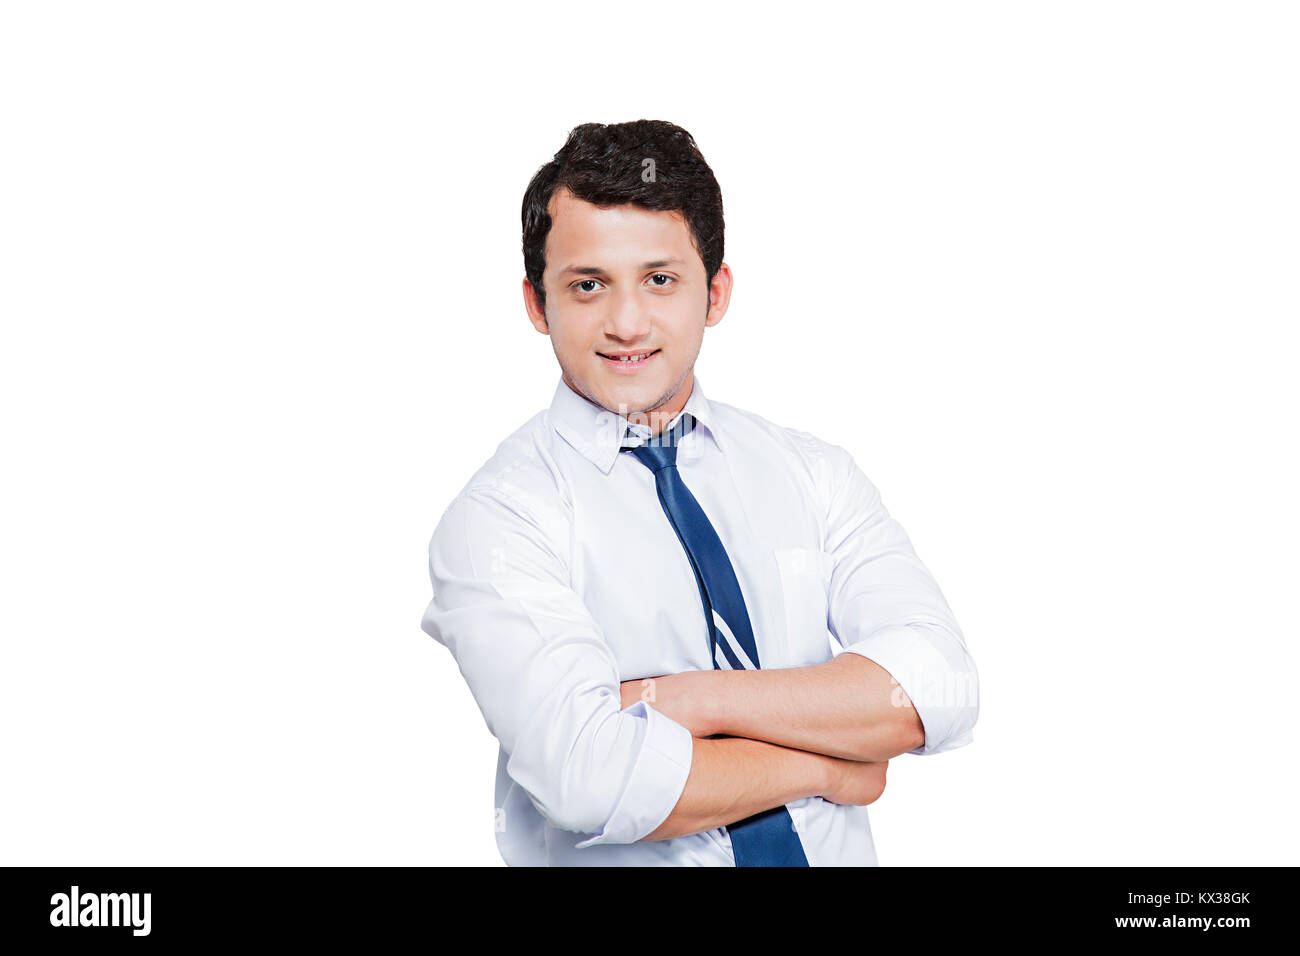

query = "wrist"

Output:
[[692, 669, 726, 737], [817, 752, 842, 797]]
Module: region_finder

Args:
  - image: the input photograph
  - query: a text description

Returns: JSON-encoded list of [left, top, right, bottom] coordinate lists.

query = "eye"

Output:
[[647, 274, 675, 288], [572, 278, 604, 295]]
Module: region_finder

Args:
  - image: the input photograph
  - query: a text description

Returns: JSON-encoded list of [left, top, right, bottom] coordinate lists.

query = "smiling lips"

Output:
[[598, 348, 660, 371]]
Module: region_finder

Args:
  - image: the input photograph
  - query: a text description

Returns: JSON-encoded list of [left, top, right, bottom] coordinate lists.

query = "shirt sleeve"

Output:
[[815, 441, 980, 755], [421, 484, 694, 845]]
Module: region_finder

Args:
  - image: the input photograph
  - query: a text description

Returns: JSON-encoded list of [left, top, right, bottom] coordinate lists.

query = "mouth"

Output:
[[597, 349, 660, 372]]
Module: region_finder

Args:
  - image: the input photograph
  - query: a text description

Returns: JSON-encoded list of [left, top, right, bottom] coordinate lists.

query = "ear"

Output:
[[704, 262, 734, 328], [523, 277, 549, 333]]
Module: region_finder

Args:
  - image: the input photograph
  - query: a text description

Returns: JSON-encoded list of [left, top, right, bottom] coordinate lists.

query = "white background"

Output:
[[2, 1, 1296, 866]]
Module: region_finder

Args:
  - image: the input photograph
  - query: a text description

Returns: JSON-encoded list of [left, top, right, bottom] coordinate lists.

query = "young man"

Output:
[[421, 120, 979, 866]]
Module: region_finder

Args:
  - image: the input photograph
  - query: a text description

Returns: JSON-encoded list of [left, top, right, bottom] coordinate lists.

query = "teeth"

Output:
[[614, 353, 649, 363]]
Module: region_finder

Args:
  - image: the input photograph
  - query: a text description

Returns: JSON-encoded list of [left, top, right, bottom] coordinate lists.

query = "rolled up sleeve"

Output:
[[421, 485, 693, 843], [816, 442, 980, 755]]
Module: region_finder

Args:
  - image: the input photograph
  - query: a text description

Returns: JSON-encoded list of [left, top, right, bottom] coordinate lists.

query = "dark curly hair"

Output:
[[521, 120, 725, 312]]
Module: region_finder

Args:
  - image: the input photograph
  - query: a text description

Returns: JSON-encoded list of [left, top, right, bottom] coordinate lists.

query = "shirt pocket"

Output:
[[772, 546, 836, 666]]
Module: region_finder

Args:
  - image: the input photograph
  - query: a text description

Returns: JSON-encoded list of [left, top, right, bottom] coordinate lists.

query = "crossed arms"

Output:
[[617, 650, 924, 841]]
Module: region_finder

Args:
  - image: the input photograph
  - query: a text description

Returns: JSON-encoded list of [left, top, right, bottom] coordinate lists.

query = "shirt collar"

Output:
[[548, 373, 723, 474]]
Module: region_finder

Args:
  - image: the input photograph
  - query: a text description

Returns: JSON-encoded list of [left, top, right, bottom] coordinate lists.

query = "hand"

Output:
[[619, 670, 715, 737], [821, 758, 889, 806], [620, 676, 660, 712]]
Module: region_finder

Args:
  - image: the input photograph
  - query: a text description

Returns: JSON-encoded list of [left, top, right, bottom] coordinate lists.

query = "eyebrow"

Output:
[[558, 258, 686, 277]]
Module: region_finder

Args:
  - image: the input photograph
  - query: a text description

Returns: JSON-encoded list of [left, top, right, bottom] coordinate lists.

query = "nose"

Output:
[[603, 284, 653, 344]]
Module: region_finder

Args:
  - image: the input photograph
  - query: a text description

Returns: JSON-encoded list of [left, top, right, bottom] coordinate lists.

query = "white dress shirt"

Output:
[[421, 373, 979, 866]]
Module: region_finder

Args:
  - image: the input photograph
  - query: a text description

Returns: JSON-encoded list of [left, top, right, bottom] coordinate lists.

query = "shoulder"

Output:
[[431, 409, 573, 554], [709, 397, 838, 456], [709, 398, 862, 500], [712, 395, 883, 515]]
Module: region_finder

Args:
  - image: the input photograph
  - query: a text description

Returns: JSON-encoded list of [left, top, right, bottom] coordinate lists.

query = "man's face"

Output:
[[523, 188, 731, 430]]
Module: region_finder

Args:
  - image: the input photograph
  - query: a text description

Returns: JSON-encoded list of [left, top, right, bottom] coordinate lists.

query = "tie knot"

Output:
[[621, 412, 696, 472]]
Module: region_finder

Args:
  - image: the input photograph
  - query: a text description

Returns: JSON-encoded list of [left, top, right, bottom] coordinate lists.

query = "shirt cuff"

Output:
[[838, 624, 979, 756], [573, 700, 694, 848]]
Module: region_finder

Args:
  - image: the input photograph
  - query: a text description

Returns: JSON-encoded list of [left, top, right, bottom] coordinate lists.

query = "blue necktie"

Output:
[[622, 413, 811, 867]]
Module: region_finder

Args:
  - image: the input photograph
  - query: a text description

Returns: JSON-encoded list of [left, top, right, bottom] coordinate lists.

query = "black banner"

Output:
[[0, 866, 1286, 944]]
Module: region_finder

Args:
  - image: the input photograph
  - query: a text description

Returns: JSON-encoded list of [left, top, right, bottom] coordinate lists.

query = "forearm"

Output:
[[640, 735, 834, 842], [701, 653, 925, 763]]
